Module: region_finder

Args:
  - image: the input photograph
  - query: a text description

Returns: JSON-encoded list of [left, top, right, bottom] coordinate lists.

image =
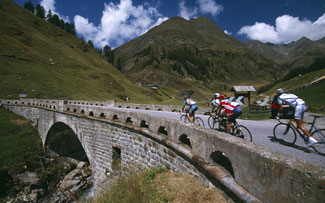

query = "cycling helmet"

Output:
[[184, 95, 189, 100], [213, 93, 220, 99], [277, 88, 285, 95], [218, 94, 227, 100]]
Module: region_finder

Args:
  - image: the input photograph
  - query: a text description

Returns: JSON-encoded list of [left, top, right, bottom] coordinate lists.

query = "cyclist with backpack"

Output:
[[276, 88, 317, 146]]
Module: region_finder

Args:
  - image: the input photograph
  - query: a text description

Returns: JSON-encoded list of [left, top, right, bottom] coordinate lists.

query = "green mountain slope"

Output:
[[113, 17, 281, 100], [0, 0, 166, 103], [242, 37, 325, 70]]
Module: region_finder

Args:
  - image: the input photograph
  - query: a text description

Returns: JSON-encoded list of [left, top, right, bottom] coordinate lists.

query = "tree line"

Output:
[[23, 0, 75, 35], [23, 1, 115, 65]]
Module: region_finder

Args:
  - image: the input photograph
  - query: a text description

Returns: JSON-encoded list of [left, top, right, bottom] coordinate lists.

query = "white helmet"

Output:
[[277, 88, 285, 95], [213, 93, 220, 99]]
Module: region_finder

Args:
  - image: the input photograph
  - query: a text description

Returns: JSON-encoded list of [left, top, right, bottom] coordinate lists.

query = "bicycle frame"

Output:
[[281, 119, 308, 142]]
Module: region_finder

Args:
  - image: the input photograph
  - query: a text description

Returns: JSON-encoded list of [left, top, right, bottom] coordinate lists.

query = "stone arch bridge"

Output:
[[1, 99, 324, 203]]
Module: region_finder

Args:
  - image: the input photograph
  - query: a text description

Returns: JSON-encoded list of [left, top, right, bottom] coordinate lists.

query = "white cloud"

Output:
[[40, 0, 69, 22], [238, 13, 325, 44], [178, 0, 223, 20], [224, 30, 231, 35], [198, 0, 223, 16], [74, 0, 168, 48], [178, 1, 198, 20]]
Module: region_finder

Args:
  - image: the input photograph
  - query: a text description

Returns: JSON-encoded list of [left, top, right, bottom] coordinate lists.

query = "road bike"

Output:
[[213, 115, 253, 142], [179, 109, 205, 127], [273, 114, 325, 153], [208, 110, 219, 129]]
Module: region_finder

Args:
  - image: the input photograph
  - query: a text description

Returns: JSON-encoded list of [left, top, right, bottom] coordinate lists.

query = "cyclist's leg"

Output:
[[294, 104, 311, 137], [229, 107, 242, 134], [188, 106, 196, 124]]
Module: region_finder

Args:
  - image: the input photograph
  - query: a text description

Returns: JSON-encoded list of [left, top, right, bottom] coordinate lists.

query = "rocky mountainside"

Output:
[[242, 36, 325, 69], [113, 17, 281, 99]]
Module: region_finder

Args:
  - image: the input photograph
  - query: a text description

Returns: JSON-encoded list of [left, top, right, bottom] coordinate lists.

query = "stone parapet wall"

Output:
[[114, 102, 211, 115]]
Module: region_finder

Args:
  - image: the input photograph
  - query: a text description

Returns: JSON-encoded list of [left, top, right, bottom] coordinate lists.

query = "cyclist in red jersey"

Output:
[[217, 95, 242, 134]]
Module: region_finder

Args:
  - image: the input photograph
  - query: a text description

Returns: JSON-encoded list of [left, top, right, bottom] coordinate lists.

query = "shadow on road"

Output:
[[268, 136, 325, 157]]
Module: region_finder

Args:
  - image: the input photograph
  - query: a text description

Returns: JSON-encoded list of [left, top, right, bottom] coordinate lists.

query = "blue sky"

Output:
[[14, 0, 325, 48]]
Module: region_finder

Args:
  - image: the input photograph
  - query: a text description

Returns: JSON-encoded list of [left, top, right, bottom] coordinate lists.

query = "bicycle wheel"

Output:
[[194, 117, 205, 127], [180, 115, 189, 123], [208, 115, 218, 129], [214, 119, 226, 132], [273, 123, 297, 145], [234, 125, 253, 142], [311, 129, 325, 154]]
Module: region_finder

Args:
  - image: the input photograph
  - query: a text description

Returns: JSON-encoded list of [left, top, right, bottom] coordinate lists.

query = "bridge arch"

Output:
[[210, 151, 234, 178], [44, 119, 92, 165]]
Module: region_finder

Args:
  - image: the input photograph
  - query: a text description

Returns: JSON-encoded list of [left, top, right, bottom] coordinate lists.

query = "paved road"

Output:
[[106, 107, 325, 168]]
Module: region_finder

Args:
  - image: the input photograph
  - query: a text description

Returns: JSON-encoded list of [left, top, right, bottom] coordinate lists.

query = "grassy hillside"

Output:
[[0, 0, 169, 104], [0, 107, 42, 169]]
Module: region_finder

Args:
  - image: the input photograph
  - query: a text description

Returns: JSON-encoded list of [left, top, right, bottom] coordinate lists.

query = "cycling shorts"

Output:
[[294, 104, 306, 119], [229, 106, 242, 122], [189, 104, 198, 114]]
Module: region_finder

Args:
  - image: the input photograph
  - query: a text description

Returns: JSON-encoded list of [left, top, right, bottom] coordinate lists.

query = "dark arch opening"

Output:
[[81, 110, 85, 114], [118, 105, 122, 108], [100, 113, 105, 118], [158, 126, 168, 135], [46, 122, 89, 162], [113, 115, 119, 120], [179, 134, 192, 149], [67, 108, 70, 111], [210, 151, 234, 178], [172, 109, 177, 112], [135, 107, 139, 109], [145, 108, 150, 110], [140, 120, 149, 128], [126, 106, 130, 108], [126, 117, 133, 124], [89, 111, 94, 116], [157, 108, 163, 111], [73, 109, 77, 113]]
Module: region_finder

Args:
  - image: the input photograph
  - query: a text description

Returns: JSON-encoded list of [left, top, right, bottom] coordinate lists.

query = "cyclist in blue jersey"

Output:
[[211, 93, 220, 113], [182, 95, 198, 124], [277, 88, 317, 146]]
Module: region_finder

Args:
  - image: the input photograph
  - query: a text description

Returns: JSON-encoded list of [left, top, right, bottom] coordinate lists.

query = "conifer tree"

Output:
[[35, 4, 45, 19], [87, 40, 94, 48], [47, 10, 53, 23], [24, 0, 34, 13], [104, 45, 114, 64], [59, 19, 65, 29], [52, 14, 61, 27]]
